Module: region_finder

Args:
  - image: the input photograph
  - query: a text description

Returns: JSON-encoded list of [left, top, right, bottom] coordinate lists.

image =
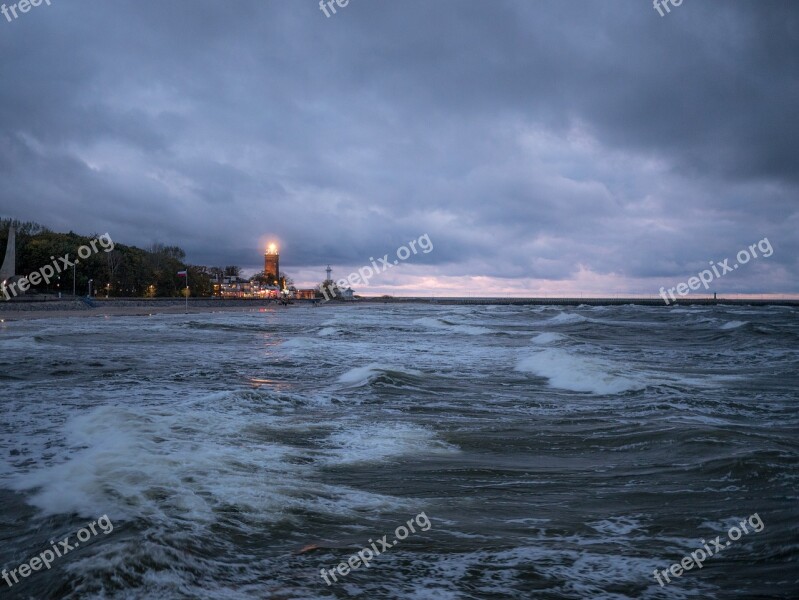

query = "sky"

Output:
[[0, 0, 797, 297]]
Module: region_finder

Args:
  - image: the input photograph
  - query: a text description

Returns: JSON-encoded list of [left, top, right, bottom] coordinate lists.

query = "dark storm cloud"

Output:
[[0, 0, 796, 293]]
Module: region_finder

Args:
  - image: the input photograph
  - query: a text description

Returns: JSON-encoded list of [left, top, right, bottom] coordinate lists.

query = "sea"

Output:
[[0, 303, 797, 599]]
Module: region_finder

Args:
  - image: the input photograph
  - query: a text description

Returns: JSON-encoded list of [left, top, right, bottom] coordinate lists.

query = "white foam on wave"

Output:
[[7, 404, 301, 525], [7, 401, 402, 530], [516, 348, 646, 394], [393, 542, 708, 600], [720, 320, 747, 330], [0, 335, 42, 351], [279, 337, 318, 350], [323, 423, 458, 465], [337, 363, 422, 387], [317, 327, 340, 336], [531, 332, 566, 345], [414, 317, 492, 335], [588, 516, 643, 536], [543, 312, 589, 325], [450, 324, 493, 335]]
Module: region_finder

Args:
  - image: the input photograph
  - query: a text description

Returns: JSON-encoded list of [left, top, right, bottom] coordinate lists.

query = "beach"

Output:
[[0, 299, 307, 321]]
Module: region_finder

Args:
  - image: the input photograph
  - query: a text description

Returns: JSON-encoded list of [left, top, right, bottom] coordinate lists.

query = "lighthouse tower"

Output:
[[264, 243, 280, 285]]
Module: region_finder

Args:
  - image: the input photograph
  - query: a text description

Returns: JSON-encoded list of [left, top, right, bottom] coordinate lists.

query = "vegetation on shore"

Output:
[[0, 219, 229, 298]]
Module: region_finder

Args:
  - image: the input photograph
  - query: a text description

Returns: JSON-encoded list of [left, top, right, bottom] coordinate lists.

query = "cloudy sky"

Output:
[[0, 0, 796, 296]]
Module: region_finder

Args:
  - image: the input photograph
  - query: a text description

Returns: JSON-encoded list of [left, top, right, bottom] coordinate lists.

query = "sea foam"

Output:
[[516, 348, 646, 394]]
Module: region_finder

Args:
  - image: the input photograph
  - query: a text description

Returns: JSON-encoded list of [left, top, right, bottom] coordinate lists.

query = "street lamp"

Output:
[[88, 279, 93, 298]]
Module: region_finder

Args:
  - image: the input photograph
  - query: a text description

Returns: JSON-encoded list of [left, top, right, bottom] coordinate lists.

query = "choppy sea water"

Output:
[[0, 303, 797, 599]]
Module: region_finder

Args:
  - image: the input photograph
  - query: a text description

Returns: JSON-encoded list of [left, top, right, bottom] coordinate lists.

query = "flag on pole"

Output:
[[178, 270, 189, 311]]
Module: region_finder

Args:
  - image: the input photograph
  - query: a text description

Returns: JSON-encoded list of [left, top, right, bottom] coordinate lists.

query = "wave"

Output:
[[6, 402, 401, 529], [186, 321, 270, 333], [720, 320, 747, 330], [0, 334, 62, 350], [542, 312, 589, 326], [279, 337, 319, 351], [531, 332, 566, 344], [337, 363, 423, 388], [322, 423, 458, 465], [516, 348, 646, 394], [414, 317, 493, 335]]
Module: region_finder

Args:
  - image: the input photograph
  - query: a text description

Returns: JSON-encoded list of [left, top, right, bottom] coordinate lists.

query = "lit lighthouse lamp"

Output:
[[264, 243, 280, 287]]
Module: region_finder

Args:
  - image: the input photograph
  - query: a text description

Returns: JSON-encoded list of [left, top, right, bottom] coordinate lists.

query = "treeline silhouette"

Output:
[[0, 219, 227, 298]]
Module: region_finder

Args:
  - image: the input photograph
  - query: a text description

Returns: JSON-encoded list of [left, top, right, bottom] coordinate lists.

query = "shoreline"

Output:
[[368, 297, 799, 307], [0, 299, 308, 322], [1, 296, 797, 322]]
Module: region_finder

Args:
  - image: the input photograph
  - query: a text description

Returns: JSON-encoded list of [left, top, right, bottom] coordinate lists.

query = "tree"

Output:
[[0, 222, 279, 299], [317, 279, 341, 300], [187, 265, 214, 297], [250, 270, 269, 285], [106, 250, 122, 294]]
